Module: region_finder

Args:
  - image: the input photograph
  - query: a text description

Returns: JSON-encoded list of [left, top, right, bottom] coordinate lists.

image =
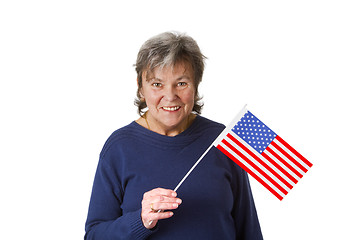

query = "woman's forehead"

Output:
[[144, 61, 194, 80]]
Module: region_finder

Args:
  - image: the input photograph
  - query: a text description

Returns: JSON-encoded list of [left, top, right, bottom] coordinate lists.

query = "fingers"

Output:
[[141, 188, 182, 229], [143, 187, 177, 199], [150, 201, 181, 212], [149, 209, 174, 220], [143, 188, 182, 212]]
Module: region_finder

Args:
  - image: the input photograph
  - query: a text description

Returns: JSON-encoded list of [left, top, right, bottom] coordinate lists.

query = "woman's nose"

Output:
[[163, 86, 178, 101]]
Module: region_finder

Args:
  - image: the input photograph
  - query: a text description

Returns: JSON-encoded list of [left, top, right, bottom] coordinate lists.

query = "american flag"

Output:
[[214, 107, 313, 200]]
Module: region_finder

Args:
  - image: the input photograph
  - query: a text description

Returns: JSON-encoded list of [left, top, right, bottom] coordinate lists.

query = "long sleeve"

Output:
[[230, 162, 263, 240], [84, 156, 154, 240]]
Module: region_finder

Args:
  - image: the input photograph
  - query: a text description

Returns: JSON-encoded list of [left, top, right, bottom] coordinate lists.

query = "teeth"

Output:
[[163, 106, 180, 111]]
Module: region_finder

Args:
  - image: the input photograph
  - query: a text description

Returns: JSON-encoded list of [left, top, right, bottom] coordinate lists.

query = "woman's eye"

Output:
[[178, 82, 187, 87], [152, 83, 162, 87]]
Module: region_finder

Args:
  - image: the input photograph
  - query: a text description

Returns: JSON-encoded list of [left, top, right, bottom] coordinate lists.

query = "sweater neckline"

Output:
[[129, 115, 202, 148]]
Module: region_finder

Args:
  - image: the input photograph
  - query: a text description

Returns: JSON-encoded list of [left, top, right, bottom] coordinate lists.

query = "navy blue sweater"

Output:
[[85, 116, 263, 239]]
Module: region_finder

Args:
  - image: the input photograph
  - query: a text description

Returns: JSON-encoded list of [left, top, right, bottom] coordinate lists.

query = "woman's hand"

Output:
[[141, 188, 182, 229]]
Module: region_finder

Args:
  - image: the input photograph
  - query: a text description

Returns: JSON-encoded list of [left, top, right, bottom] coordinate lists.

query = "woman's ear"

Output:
[[137, 79, 144, 100]]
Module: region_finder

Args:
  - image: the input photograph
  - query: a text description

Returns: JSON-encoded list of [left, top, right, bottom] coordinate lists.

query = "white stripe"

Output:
[[224, 134, 291, 192], [219, 141, 286, 198], [268, 144, 305, 176], [273, 139, 311, 170], [228, 131, 295, 188], [263, 148, 301, 181]]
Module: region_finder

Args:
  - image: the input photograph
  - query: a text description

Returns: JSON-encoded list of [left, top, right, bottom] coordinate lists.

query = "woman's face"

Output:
[[140, 62, 195, 136]]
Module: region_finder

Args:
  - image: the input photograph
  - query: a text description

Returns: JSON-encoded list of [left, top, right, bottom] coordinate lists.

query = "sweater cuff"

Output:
[[129, 209, 156, 239]]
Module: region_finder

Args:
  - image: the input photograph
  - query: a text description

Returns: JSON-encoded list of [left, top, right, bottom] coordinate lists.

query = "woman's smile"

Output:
[[162, 106, 181, 111]]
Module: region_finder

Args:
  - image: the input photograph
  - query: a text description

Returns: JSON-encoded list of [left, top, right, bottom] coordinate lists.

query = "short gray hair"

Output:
[[134, 32, 206, 115]]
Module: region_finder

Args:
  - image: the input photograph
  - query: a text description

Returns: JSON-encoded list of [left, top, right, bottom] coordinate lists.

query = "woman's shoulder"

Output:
[[196, 115, 224, 127], [192, 115, 226, 134], [99, 121, 142, 158]]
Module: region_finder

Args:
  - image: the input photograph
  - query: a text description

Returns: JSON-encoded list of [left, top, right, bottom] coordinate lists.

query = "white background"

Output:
[[1, 0, 359, 239]]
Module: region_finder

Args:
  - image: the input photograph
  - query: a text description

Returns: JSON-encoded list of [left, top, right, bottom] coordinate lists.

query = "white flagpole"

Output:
[[174, 144, 213, 191], [174, 104, 248, 192]]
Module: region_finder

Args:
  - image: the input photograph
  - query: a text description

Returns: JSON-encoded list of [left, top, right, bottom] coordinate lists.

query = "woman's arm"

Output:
[[231, 166, 264, 240], [85, 157, 182, 239], [85, 159, 153, 240]]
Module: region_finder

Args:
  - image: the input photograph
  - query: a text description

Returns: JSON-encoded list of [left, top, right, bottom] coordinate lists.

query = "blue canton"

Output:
[[231, 111, 277, 154]]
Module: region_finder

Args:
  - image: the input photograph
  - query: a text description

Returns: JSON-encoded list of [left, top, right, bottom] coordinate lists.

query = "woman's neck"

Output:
[[136, 112, 196, 136]]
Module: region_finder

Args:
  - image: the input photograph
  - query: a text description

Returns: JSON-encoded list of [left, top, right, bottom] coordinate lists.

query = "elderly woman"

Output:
[[85, 32, 263, 240]]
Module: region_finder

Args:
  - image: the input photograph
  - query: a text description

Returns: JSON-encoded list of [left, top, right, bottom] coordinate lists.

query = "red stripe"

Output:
[[266, 147, 303, 179], [227, 133, 293, 190], [271, 139, 308, 173], [222, 138, 288, 195], [276, 136, 313, 168], [216, 144, 284, 200], [261, 152, 298, 184]]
